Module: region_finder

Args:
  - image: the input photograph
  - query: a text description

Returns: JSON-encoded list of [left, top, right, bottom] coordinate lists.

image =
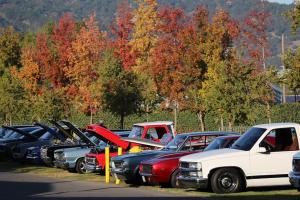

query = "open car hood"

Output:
[[2, 126, 38, 140], [49, 120, 74, 140], [86, 125, 130, 149], [35, 123, 66, 141], [59, 120, 94, 146], [122, 137, 165, 148]]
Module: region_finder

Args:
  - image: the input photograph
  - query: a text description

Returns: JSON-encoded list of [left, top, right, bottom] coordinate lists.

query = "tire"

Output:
[[170, 169, 180, 188], [75, 158, 86, 174], [210, 168, 243, 193]]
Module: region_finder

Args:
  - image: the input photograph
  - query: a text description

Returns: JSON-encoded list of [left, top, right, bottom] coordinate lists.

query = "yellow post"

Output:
[[105, 147, 110, 183], [115, 147, 122, 184]]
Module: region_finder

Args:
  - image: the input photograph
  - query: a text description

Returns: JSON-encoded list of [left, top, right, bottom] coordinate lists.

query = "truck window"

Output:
[[129, 126, 143, 138], [259, 127, 299, 152], [145, 128, 159, 140], [155, 127, 167, 139]]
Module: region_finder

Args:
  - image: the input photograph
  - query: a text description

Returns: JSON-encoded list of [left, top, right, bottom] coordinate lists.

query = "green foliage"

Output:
[[0, 26, 21, 69], [0, 69, 27, 124], [100, 50, 143, 128], [283, 48, 300, 100]]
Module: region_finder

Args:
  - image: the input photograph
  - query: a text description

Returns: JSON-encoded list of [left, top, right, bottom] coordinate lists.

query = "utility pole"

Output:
[[281, 33, 286, 104]]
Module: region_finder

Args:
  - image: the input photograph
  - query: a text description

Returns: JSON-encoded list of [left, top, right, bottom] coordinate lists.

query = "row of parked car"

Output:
[[1, 120, 300, 194]]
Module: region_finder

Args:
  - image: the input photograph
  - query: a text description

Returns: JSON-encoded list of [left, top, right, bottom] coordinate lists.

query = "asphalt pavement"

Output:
[[0, 172, 201, 200]]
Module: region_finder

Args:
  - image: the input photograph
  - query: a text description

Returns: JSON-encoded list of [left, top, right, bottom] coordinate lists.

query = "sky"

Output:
[[268, 0, 294, 4]]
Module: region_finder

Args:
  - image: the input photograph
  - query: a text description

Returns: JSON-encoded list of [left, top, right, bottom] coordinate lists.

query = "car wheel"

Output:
[[170, 169, 180, 188], [76, 158, 86, 174], [210, 168, 243, 193]]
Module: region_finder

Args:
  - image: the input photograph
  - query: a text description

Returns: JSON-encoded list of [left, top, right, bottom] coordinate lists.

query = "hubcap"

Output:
[[220, 177, 233, 188]]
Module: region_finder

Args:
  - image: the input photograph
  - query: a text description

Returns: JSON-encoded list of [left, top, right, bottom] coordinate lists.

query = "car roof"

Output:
[[254, 123, 300, 129], [177, 131, 240, 137], [133, 121, 173, 126]]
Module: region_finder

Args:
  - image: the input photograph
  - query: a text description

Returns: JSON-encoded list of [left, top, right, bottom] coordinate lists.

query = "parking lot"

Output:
[[0, 161, 299, 200]]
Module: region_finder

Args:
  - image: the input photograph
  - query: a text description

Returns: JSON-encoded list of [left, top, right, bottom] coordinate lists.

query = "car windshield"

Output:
[[128, 126, 143, 138], [204, 137, 231, 151], [163, 134, 187, 151], [231, 127, 266, 151], [0, 128, 15, 139], [84, 132, 103, 146]]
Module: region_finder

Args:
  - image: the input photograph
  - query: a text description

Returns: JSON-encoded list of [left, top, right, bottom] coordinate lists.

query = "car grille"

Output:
[[40, 148, 48, 159], [112, 161, 124, 169], [293, 159, 300, 173], [180, 162, 189, 168], [140, 164, 152, 174], [86, 157, 96, 165]]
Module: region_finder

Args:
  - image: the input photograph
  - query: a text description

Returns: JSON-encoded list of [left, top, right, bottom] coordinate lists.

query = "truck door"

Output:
[[249, 127, 299, 185]]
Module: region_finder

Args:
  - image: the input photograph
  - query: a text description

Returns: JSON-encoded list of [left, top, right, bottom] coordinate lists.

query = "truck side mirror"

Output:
[[257, 147, 269, 154]]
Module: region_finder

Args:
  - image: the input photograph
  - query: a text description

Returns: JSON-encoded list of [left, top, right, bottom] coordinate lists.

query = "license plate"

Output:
[[142, 176, 146, 183]]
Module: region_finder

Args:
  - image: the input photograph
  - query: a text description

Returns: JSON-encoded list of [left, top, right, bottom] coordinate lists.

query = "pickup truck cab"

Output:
[[178, 123, 300, 193], [289, 151, 300, 191], [85, 121, 175, 173]]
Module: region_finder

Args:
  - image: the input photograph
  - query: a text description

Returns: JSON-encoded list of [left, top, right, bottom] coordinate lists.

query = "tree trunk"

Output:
[[174, 106, 177, 133], [146, 104, 149, 122], [9, 114, 12, 126], [294, 90, 297, 103], [90, 105, 93, 125], [197, 111, 205, 132], [220, 115, 224, 131], [228, 121, 233, 131], [120, 113, 124, 129], [267, 102, 271, 123]]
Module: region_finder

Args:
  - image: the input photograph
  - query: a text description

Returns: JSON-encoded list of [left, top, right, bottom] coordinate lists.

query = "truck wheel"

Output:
[[170, 169, 180, 188], [76, 158, 86, 174], [210, 168, 243, 193]]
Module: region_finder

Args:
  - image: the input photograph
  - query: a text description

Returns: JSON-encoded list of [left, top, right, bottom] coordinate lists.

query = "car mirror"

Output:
[[257, 147, 268, 153]]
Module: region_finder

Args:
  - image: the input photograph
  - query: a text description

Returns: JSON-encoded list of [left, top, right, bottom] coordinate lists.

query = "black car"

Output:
[[111, 131, 239, 184], [11, 123, 69, 163], [0, 125, 45, 160]]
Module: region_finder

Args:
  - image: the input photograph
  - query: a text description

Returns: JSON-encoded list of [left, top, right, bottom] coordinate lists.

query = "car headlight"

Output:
[[188, 162, 202, 177], [189, 162, 199, 169]]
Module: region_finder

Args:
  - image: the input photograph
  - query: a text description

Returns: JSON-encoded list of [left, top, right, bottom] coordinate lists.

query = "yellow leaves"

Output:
[[14, 47, 40, 93], [131, 0, 159, 70]]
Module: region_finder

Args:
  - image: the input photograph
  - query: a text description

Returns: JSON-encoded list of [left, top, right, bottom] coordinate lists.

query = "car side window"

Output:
[[259, 127, 299, 152]]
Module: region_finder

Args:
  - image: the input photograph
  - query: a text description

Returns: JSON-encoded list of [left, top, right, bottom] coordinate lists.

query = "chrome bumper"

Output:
[[289, 171, 300, 189]]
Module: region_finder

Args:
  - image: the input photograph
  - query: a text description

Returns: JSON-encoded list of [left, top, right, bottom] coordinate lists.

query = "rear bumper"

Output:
[[289, 171, 300, 189], [177, 176, 208, 189]]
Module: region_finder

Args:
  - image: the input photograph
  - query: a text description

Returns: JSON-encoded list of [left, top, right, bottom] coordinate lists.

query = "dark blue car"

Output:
[[11, 123, 69, 163], [0, 125, 43, 160]]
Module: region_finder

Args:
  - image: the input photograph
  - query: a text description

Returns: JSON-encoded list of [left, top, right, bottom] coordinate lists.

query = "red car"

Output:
[[85, 121, 175, 172], [139, 135, 240, 188]]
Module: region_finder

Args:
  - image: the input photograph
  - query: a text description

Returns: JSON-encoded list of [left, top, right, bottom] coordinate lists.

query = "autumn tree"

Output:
[[66, 13, 106, 119], [130, 0, 159, 117], [0, 26, 21, 70], [100, 49, 143, 129], [241, 10, 271, 71], [283, 48, 300, 102]]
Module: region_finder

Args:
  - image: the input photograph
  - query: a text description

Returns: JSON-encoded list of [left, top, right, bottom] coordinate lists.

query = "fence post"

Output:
[[105, 147, 110, 183], [115, 147, 122, 184]]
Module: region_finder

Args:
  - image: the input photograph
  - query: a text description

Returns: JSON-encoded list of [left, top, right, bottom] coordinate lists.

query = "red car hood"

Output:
[[86, 124, 130, 149]]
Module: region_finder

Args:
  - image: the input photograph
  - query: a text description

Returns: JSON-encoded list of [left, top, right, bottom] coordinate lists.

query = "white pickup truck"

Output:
[[178, 123, 300, 193]]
